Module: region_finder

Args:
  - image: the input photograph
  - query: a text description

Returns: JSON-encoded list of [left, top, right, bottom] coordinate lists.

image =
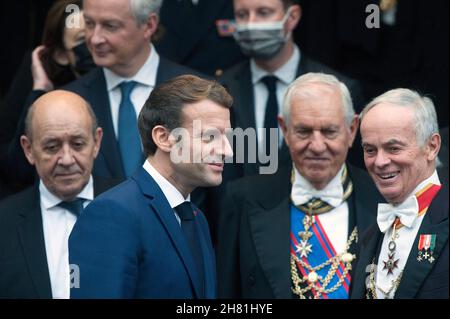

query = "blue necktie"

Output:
[[175, 201, 205, 298], [118, 81, 142, 177], [58, 198, 85, 217], [261, 75, 279, 154]]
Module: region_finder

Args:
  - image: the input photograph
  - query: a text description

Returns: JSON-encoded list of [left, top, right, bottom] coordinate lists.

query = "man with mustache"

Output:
[[69, 75, 233, 298], [0, 90, 116, 298], [217, 72, 381, 298], [351, 89, 448, 299]]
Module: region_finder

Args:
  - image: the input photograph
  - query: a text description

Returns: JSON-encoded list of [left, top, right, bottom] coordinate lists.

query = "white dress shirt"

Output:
[[291, 165, 349, 254], [375, 170, 441, 298], [40, 176, 94, 299], [250, 45, 300, 150], [104, 44, 160, 139], [143, 160, 190, 225]]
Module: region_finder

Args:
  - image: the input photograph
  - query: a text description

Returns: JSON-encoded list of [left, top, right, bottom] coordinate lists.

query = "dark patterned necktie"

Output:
[[261, 75, 279, 154], [58, 198, 85, 217]]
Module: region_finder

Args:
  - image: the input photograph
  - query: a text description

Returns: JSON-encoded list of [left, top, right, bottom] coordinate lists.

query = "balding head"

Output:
[[25, 90, 98, 141], [21, 90, 103, 201]]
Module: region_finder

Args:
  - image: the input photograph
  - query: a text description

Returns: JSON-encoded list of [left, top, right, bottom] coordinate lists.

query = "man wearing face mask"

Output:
[[221, 0, 365, 179]]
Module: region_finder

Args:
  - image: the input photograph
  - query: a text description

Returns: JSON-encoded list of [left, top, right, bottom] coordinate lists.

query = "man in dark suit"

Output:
[[155, 0, 245, 77], [221, 0, 365, 178], [217, 72, 381, 299], [64, 0, 203, 181], [0, 90, 116, 298], [69, 75, 233, 298], [351, 89, 448, 299]]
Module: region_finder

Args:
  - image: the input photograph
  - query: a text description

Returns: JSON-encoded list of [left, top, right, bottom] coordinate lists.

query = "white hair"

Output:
[[360, 88, 439, 146], [130, 0, 163, 25], [282, 72, 355, 127]]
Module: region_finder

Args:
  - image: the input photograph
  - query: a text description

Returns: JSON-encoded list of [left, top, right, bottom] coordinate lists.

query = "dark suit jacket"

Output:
[[0, 177, 117, 298], [156, 0, 245, 76], [216, 163, 382, 298], [69, 167, 216, 298], [350, 174, 449, 299], [220, 54, 365, 178], [64, 56, 203, 181]]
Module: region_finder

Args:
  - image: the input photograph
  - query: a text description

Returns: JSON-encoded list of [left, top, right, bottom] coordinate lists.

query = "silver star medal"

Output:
[[296, 215, 314, 258], [296, 240, 313, 258]]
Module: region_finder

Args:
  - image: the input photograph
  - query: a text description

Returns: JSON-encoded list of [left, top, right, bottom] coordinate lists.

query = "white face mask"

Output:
[[233, 7, 292, 60]]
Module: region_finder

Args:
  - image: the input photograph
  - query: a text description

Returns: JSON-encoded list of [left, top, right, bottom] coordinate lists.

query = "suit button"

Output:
[[248, 275, 256, 286]]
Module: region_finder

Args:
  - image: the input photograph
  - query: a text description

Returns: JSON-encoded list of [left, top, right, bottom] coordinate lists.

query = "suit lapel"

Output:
[[233, 62, 258, 176], [248, 196, 292, 298], [17, 186, 52, 298], [395, 185, 449, 298], [350, 225, 382, 298], [85, 69, 125, 179], [232, 62, 256, 133], [132, 168, 203, 298], [192, 205, 216, 299]]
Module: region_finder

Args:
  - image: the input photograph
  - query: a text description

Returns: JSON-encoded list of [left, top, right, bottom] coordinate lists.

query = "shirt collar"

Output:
[[143, 160, 190, 209], [291, 164, 345, 207], [39, 175, 94, 210], [103, 43, 160, 91], [250, 44, 301, 85], [411, 170, 441, 198]]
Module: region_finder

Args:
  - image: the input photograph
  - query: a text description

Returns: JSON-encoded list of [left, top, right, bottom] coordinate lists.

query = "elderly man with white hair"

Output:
[[351, 88, 448, 299], [217, 72, 382, 299]]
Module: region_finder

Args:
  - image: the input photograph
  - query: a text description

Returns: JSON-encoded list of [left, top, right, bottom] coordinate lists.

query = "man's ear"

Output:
[[151, 125, 173, 153], [143, 13, 159, 41], [348, 115, 359, 147], [426, 133, 441, 161], [278, 115, 290, 147], [286, 4, 301, 32], [20, 135, 36, 165], [92, 127, 103, 159]]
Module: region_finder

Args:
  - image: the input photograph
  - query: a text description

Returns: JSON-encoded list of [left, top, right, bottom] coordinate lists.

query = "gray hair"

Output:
[[130, 0, 163, 25], [282, 72, 355, 127], [360, 88, 439, 146]]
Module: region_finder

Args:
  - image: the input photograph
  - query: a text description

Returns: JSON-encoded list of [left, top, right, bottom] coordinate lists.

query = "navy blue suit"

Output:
[[350, 173, 449, 299], [69, 167, 217, 298], [64, 57, 203, 180]]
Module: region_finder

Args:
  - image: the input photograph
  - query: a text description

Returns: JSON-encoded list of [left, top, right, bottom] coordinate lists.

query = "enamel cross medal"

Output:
[[296, 203, 314, 258], [383, 222, 400, 275]]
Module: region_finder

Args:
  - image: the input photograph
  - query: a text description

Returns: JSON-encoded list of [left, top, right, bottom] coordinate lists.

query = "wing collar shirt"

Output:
[[291, 164, 350, 254]]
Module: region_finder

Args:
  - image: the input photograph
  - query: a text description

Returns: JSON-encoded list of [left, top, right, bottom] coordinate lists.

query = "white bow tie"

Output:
[[377, 196, 419, 233], [292, 184, 343, 208]]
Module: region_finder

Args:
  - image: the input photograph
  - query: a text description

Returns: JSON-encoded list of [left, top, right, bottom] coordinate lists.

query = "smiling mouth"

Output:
[[207, 163, 224, 171], [378, 172, 398, 180], [93, 49, 109, 56], [208, 163, 223, 167], [375, 171, 401, 185]]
